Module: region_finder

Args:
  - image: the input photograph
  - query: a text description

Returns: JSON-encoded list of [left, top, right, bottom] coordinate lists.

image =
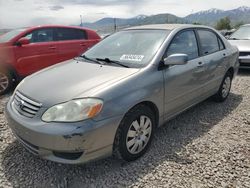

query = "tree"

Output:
[[215, 17, 232, 30]]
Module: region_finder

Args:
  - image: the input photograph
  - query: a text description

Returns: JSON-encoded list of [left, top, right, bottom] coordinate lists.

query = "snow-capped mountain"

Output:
[[196, 8, 224, 15], [81, 6, 250, 33], [185, 6, 250, 25], [237, 6, 250, 12], [134, 15, 148, 20]]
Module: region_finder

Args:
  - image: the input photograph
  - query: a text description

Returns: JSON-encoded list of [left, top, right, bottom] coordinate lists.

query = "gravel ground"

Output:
[[0, 70, 250, 188]]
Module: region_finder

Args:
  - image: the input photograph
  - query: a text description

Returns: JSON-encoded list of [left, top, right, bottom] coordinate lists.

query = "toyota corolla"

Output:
[[5, 24, 239, 164]]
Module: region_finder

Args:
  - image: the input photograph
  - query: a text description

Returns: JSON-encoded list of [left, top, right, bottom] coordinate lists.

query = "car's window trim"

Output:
[[195, 28, 226, 57], [217, 36, 225, 50], [163, 28, 200, 62]]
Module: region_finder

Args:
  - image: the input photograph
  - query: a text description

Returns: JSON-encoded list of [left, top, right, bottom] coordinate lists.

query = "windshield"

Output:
[[0, 28, 25, 43], [84, 30, 170, 68], [229, 26, 250, 40]]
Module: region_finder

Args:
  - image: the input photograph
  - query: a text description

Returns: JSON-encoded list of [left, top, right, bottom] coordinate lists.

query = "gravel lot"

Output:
[[0, 70, 249, 188]]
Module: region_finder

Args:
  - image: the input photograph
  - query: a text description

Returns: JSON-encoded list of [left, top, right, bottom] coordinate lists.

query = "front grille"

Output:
[[239, 52, 250, 57], [12, 91, 42, 118]]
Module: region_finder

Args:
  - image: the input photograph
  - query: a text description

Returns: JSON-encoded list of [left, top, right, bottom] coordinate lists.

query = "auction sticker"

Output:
[[120, 54, 144, 62]]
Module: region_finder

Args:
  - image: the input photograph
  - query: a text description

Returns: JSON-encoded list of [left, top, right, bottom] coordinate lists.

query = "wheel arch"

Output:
[[122, 100, 160, 128], [227, 67, 234, 78], [0, 63, 19, 82]]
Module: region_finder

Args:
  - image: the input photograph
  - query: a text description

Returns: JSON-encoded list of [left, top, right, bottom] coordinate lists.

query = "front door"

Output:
[[162, 30, 207, 119], [13, 28, 58, 76]]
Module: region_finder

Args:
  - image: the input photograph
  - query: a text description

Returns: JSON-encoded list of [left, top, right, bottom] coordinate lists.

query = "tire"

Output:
[[113, 104, 155, 162], [0, 68, 13, 95], [213, 72, 233, 102]]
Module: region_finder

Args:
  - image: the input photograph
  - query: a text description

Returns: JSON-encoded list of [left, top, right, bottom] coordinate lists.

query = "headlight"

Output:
[[42, 98, 103, 122]]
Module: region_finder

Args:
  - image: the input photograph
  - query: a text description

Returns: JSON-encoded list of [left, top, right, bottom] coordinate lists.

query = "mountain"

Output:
[[81, 6, 250, 33], [135, 14, 187, 25], [185, 6, 250, 25], [83, 14, 187, 33], [82, 15, 148, 29]]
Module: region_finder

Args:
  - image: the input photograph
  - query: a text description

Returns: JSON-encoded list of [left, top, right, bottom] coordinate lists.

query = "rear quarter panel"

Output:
[[221, 35, 239, 76]]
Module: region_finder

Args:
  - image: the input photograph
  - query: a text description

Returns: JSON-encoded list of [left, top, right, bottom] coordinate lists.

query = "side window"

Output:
[[55, 28, 87, 41], [24, 28, 53, 43], [197, 30, 220, 55], [75, 29, 87, 40], [166, 30, 199, 60]]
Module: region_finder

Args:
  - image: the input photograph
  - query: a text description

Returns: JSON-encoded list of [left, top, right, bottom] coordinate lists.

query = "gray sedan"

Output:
[[5, 24, 239, 164]]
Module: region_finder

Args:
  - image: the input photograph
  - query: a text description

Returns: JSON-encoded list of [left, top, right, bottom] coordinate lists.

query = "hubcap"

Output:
[[222, 76, 231, 98], [0, 72, 9, 93], [126, 115, 152, 154]]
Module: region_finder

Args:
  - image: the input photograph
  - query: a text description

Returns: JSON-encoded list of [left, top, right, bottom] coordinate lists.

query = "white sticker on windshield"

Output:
[[120, 54, 144, 62]]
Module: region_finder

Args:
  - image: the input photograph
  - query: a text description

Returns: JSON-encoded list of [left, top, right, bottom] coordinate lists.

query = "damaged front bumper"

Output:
[[5, 100, 122, 164]]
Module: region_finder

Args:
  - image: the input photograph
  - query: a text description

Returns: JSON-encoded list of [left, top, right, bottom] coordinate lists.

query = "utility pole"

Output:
[[114, 18, 117, 32], [80, 15, 83, 27]]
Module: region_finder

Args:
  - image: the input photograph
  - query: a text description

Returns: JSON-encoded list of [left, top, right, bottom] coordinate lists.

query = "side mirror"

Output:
[[164, 54, 188, 66], [16, 37, 30, 46]]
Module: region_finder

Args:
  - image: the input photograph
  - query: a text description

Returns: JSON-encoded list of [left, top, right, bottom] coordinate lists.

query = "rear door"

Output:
[[163, 29, 207, 119], [55, 28, 89, 62], [196, 29, 227, 94], [13, 28, 58, 75]]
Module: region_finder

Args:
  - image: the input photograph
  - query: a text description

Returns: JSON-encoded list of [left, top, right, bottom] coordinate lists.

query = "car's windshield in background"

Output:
[[0, 29, 25, 43], [229, 26, 250, 40], [84, 30, 170, 68]]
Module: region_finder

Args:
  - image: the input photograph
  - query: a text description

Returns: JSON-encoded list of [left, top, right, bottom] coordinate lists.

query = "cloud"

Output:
[[52, 0, 147, 6], [1, 0, 250, 29], [49, 5, 64, 11]]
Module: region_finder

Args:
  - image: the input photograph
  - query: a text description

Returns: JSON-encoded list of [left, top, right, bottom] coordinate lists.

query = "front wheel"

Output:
[[213, 72, 232, 102], [113, 105, 155, 162], [0, 69, 13, 95]]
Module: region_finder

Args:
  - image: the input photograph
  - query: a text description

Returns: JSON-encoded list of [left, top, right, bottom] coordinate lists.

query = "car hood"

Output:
[[17, 59, 140, 107], [228, 40, 250, 52]]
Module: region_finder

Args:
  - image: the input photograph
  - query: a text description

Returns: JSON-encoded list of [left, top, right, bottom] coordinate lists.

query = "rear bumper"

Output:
[[5, 100, 122, 164]]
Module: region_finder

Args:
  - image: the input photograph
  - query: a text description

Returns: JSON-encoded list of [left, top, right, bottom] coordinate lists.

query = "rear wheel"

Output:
[[113, 105, 155, 162], [0, 69, 13, 95], [213, 72, 232, 102]]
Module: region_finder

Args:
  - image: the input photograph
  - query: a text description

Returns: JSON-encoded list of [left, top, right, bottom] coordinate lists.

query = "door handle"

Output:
[[195, 62, 205, 73], [80, 43, 87, 46], [197, 62, 204, 67], [48, 46, 56, 49]]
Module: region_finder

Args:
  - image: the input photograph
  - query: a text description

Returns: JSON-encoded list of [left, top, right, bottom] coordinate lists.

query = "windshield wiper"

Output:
[[96, 58, 129, 68], [78, 55, 103, 65]]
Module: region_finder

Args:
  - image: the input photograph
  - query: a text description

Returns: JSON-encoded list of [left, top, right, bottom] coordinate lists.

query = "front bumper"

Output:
[[5, 100, 122, 164], [239, 56, 250, 68]]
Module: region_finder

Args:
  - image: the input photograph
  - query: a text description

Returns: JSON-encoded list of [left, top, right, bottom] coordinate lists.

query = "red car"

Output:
[[0, 25, 101, 95]]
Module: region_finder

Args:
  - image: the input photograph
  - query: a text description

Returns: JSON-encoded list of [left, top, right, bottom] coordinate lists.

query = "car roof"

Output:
[[31, 25, 93, 31], [125, 24, 212, 31]]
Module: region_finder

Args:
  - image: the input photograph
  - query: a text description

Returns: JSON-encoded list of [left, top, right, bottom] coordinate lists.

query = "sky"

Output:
[[1, 0, 250, 29]]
